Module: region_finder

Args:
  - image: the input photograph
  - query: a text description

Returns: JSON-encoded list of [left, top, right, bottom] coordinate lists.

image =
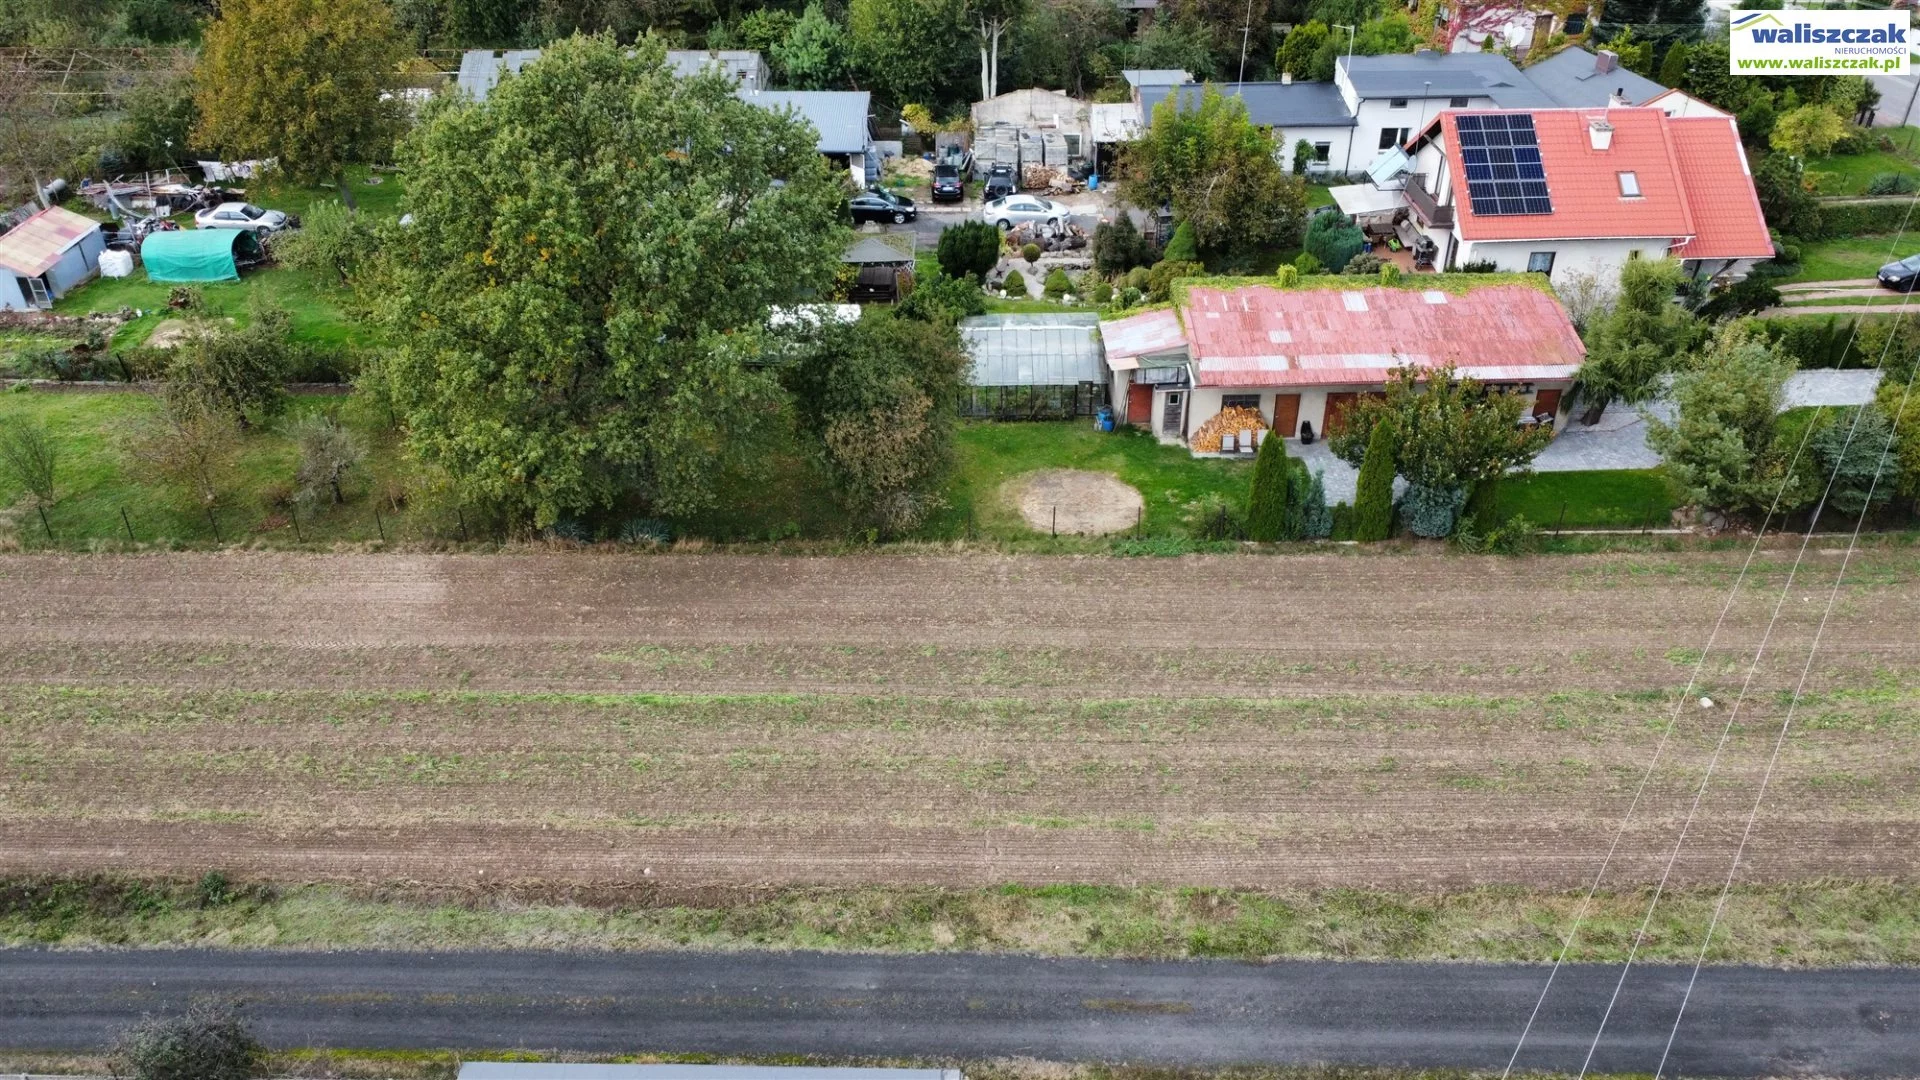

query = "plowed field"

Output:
[[0, 551, 1914, 890]]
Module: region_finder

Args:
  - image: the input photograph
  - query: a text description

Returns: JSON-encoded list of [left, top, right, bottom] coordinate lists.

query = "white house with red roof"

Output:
[[1392, 107, 1772, 289], [1099, 280, 1585, 449]]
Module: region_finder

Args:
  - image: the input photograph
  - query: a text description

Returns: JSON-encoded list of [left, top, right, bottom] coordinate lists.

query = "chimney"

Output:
[[1281, 71, 1293, 85], [1608, 86, 1631, 108], [1588, 116, 1614, 151], [1594, 49, 1618, 74]]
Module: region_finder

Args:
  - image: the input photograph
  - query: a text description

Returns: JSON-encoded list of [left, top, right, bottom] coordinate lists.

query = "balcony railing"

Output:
[[1405, 174, 1453, 229]]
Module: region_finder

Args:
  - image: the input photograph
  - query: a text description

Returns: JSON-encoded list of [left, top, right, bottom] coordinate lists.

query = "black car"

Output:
[[931, 164, 965, 203], [1877, 253, 1920, 291], [849, 187, 917, 225], [984, 164, 1016, 202]]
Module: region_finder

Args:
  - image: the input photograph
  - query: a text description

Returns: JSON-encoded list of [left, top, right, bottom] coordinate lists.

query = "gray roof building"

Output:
[[962, 313, 1107, 387], [1339, 52, 1557, 108], [457, 48, 770, 100], [1123, 68, 1194, 88], [1521, 47, 1669, 108], [1138, 81, 1356, 128], [741, 90, 874, 155]]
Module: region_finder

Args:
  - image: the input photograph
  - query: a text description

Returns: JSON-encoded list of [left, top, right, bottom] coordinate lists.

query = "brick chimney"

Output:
[[1594, 49, 1619, 74], [1588, 116, 1614, 150]]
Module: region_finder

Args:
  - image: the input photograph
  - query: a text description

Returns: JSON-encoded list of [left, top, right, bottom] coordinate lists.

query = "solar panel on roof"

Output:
[[1456, 113, 1551, 217]]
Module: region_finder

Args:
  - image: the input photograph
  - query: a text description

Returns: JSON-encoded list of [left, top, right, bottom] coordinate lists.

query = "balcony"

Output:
[[1405, 174, 1453, 229]]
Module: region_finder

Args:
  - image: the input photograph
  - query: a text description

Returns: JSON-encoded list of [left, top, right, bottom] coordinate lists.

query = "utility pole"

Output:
[[1237, 0, 1256, 84]]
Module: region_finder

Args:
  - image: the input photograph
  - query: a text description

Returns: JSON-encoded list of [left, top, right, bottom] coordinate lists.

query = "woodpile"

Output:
[[1189, 406, 1266, 454], [1022, 163, 1081, 194]]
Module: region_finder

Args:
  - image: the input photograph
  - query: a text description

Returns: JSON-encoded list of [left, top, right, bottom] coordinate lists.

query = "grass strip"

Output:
[[3, 876, 1914, 967]]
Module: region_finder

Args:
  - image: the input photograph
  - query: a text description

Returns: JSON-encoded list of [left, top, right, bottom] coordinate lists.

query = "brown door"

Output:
[[1532, 388, 1562, 419], [1272, 394, 1301, 439], [1127, 382, 1153, 426], [1323, 392, 1358, 436]]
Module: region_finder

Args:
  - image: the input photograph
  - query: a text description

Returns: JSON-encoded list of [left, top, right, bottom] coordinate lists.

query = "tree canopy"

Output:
[[1646, 322, 1807, 517], [373, 34, 847, 528], [1574, 257, 1700, 419], [1122, 85, 1306, 257], [193, 0, 406, 192]]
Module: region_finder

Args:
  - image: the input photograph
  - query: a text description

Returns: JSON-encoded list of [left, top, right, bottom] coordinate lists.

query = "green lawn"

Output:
[[939, 421, 1251, 538], [1780, 234, 1904, 283], [1805, 131, 1920, 196], [51, 266, 371, 350], [1306, 183, 1335, 209], [1498, 469, 1677, 530], [0, 391, 422, 548]]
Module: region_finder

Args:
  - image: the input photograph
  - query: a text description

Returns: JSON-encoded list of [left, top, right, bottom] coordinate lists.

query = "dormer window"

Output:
[[1618, 171, 1641, 197]]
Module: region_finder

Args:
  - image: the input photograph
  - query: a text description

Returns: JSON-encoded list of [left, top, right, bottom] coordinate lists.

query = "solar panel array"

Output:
[[1456, 113, 1552, 217]]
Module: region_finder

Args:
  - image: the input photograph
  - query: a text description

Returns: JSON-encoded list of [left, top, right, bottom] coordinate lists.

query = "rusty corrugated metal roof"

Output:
[[0, 206, 98, 277], [1180, 283, 1583, 388], [1097, 308, 1186, 369]]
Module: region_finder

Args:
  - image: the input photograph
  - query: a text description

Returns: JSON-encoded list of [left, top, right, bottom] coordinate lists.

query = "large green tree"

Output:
[[1574, 257, 1700, 421], [849, 0, 970, 109], [784, 313, 970, 536], [776, 3, 853, 90], [193, 0, 405, 201], [1646, 322, 1810, 517], [1123, 86, 1306, 257], [374, 35, 847, 528]]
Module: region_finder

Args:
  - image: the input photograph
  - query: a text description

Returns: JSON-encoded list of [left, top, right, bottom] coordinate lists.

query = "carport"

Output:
[[140, 228, 260, 283]]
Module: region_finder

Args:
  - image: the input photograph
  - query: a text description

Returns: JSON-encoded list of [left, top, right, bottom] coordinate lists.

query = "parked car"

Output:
[[849, 187, 917, 225], [931, 164, 965, 203], [1877, 253, 1920, 292], [984, 164, 1016, 202], [983, 194, 1069, 230], [193, 201, 289, 233]]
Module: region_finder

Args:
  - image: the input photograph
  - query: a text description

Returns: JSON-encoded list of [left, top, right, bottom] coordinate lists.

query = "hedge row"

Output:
[[1811, 199, 1915, 240]]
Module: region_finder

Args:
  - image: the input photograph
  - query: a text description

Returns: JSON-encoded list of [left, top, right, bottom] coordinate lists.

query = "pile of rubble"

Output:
[[1004, 220, 1088, 252], [1021, 163, 1082, 195]]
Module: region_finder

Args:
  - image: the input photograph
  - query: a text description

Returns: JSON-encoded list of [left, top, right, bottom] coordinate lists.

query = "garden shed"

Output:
[[959, 312, 1109, 419], [140, 228, 260, 283], [0, 206, 105, 311], [842, 232, 915, 302]]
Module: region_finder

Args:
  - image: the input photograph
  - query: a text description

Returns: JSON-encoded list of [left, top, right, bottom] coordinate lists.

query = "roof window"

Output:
[[1618, 171, 1641, 197]]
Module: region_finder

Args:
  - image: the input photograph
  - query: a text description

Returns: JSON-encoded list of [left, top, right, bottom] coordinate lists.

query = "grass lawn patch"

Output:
[[50, 265, 371, 350], [1805, 140, 1920, 196], [0, 390, 417, 548], [1781, 234, 1906, 284], [1305, 183, 1335, 209], [938, 421, 1249, 538], [1498, 469, 1676, 530]]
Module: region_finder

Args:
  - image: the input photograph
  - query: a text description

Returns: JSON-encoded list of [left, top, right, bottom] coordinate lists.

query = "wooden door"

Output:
[[1531, 388, 1562, 420], [1162, 391, 1185, 438], [1323, 392, 1358, 436], [1272, 394, 1301, 439], [1127, 382, 1153, 426]]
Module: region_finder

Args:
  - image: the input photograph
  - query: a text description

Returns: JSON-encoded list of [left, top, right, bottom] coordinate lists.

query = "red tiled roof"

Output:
[[1439, 108, 1694, 243], [1668, 116, 1774, 260], [1176, 283, 1584, 389], [0, 206, 99, 277]]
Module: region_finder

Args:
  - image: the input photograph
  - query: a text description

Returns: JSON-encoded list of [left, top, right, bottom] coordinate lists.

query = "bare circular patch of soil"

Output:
[[1006, 468, 1144, 535]]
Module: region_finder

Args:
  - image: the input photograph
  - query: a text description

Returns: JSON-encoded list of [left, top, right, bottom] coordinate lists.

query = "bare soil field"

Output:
[[0, 551, 1915, 891]]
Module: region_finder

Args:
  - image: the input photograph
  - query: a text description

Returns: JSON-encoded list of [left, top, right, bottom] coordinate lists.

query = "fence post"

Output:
[[458, 508, 470, 543], [1553, 502, 1566, 538], [1640, 499, 1653, 535], [1051, 505, 1057, 537], [37, 504, 52, 541], [121, 506, 135, 543], [205, 505, 222, 544], [290, 504, 304, 543], [374, 506, 388, 543]]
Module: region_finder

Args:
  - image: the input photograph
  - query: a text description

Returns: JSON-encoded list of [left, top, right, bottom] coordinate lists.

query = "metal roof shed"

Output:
[[459, 1067, 962, 1080], [0, 206, 105, 310]]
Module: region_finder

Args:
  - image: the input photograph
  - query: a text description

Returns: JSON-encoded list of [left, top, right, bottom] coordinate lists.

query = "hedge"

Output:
[[1812, 199, 1915, 240]]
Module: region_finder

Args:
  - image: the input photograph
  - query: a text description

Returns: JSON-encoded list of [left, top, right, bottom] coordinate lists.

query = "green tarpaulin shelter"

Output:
[[140, 229, 259, 283]]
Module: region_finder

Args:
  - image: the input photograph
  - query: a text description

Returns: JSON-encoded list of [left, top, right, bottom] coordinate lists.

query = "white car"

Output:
[[194, 201, 289, 233], [983, 195, 1069, 230]]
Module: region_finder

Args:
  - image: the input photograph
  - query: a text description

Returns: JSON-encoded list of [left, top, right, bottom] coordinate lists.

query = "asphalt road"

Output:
[[4, 950, 1916, 1076]]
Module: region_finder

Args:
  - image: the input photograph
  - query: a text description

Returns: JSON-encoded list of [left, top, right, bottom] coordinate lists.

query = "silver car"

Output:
[[194, 201, 289, 233], [982, 194, 1068, 230]]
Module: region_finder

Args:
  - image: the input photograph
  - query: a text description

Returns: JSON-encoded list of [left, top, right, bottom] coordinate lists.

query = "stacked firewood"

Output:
[[1189, 407, 1266, 453]]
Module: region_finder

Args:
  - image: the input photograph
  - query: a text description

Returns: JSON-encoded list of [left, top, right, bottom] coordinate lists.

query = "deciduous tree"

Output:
[[374, 35, 846, 528], [0, 416, 59, 506], [1122, 86, 1306, 257], [165, 295, 294, 430], [776, 3, 853, 90], [290, 413, 365, 506], [1769, 104, 1849, 158], [1646, 322, 1809, 517], [193, 0, 405, 204], [1574, 257, 1700, 420], [849, 0, 970, 109]]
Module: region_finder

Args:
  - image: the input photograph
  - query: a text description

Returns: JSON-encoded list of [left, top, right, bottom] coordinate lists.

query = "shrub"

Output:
[[1352, 421, 1397, 541], [1123, 266, 1151, 294], [1091, 215, 1154, 274], [272, 200, 376, 286], [1457, 259, 1498, 273], [1274, 264, 1300, 287], [1146, 259, 1202, 302], [110, 999, 264, 1080], [1865, 171, 1918, 196], [1187, 490, 1240, 539], [1292, 251, 1324, 275], [289, 413, 365, 506], [1088, 278, 1114, 304], [1816, 200, 1910, 238], [0, 416, 59, 505], [1379, 263, 1402, 285], [1304, 212, 1363, 275], [168, 286, 206, 311], [1400, 481, 1467, 538], [936, 220, 1002, 280], [1292, 138, 1316, 175], [1001, 268, 1027, 296], [1042, 267, 1073, 299], [896, 271, 985, 324], [1696, 274, 1781, 320], [1245, 432, 1292, 541], [1298, 469, 1333, 538], [1330, 500, 1355, 540], [1342, 252, 1385, 276], [1162, 221, 1200, 262], [1021, 242, 1042, 264]]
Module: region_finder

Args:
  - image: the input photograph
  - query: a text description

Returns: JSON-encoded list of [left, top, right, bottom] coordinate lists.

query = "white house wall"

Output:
[[0, 273, 29, 312], [1455, 237, 1667, 288], [1343, 94, 1498, 174], [1180, 381, 1573, 452], [1272, 125, 1356, 174]]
